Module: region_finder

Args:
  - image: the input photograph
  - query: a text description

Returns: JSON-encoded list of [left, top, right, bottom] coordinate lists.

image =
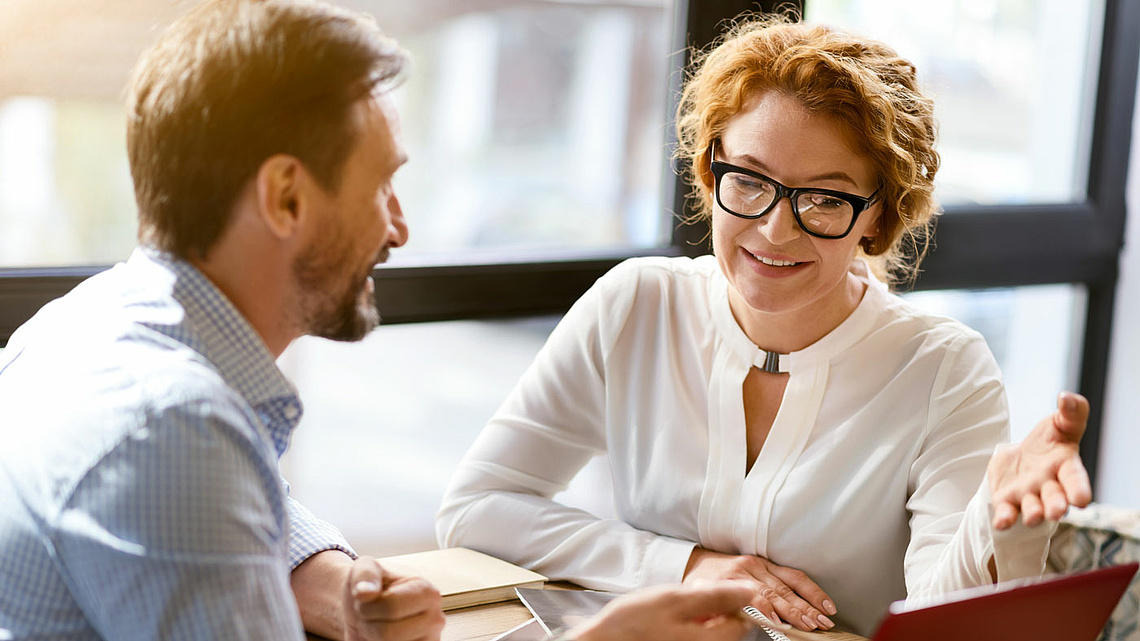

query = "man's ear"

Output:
[[255, 154, 310, 240]]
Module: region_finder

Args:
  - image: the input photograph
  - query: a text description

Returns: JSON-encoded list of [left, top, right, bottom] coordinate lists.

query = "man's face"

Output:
[[294, 93, 408, 342]]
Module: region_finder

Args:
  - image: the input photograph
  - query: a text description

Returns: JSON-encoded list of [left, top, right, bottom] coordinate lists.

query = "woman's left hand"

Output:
[[988, 391, 1093, 530]]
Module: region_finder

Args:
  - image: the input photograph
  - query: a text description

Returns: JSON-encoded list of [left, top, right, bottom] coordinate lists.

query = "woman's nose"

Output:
[[757, 197, 802, 245]]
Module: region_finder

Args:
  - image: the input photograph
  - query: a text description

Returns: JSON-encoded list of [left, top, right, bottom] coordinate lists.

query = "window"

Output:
[[0, 2, 673, 269], [807, 0, 1104, 207], [279, 318, 560, 555], [0, 0, 1136, 547], [0, 96, 134, 268], [385, 2, 673, 259]]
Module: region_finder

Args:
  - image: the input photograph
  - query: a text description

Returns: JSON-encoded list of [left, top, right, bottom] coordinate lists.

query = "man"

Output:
[[0, 1, 758, 640], [0, 0, 434, 638]]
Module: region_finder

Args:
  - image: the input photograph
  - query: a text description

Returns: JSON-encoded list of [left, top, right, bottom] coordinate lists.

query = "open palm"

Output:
[[988, 392, 1093, 530]]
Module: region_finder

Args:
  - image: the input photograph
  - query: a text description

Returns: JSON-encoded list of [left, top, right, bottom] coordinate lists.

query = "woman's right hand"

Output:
[[683, 547, 837, 631]]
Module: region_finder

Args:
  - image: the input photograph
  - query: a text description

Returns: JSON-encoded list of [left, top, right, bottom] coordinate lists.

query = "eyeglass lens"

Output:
[[719, 171, 854, 237]]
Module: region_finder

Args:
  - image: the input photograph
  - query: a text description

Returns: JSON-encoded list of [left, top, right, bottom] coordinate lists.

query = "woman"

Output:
[[436, 15, 1090, 637]]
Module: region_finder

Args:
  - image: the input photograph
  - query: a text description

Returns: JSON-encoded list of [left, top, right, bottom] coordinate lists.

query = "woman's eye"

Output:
[[729, 174, 769, 193], [806, 193, 847, 212]]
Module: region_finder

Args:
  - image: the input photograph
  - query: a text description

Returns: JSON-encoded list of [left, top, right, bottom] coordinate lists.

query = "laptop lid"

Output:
[[872, 562, 1138, 641]]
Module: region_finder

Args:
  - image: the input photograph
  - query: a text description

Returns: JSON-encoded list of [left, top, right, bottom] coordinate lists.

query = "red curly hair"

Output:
[[676, 14, 939, 285]]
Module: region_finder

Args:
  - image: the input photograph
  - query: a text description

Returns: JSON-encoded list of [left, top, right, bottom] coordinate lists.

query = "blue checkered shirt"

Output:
[[0, 248, 356, 640]]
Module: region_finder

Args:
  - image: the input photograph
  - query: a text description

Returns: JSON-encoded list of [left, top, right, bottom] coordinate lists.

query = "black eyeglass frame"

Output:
[[708, 144, 882, 239]]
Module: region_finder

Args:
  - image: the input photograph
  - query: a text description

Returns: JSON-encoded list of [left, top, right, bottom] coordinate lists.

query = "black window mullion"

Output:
[[914, 205, 1119, 290], [1079, 281, 1119, 482], [1088, 0, 1140, 236], [1073, 0, 1139, 487], [368, 248, 683, 325]]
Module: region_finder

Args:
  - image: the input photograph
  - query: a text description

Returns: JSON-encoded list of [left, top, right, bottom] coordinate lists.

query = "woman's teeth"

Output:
[[751, 252, 798, 267]]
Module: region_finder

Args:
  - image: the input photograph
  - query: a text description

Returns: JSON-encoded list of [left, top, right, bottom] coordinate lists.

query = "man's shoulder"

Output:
[[0, 253, 274, 470], [7, 256, 189, 349], [5, 295, 230, 404], [0, 342, 278, 535], [1, 300, 260, 469]]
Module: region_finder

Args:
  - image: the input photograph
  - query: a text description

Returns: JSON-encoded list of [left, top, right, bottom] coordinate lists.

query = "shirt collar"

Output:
[[708, 256, 884, 373], [131, 247, 301, 456]]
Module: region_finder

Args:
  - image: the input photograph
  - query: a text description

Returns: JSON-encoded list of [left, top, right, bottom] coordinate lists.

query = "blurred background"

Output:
[[0, 0, 1136, 556]]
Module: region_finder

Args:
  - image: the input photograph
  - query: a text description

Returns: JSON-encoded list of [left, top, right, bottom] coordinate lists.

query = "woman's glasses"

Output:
[[709, 143, 880, 239]]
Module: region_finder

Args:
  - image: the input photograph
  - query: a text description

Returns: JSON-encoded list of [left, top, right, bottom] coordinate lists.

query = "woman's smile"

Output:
[[741, 247, 809, 277]]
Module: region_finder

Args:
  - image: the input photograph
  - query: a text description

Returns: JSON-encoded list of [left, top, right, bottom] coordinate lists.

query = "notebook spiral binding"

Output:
[[741, 605, 792, 641]]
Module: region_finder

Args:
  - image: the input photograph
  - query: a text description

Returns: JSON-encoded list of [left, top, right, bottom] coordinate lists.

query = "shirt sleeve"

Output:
[[52, 396, 306, 641], [285, 491, 357, 570], [436, 261, 696, 592], [903, 332, 1055, 603]]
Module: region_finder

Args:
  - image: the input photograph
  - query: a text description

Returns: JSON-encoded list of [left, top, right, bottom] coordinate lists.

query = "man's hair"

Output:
[[676, 14, 939, 285], [126, 0, 408, 259]]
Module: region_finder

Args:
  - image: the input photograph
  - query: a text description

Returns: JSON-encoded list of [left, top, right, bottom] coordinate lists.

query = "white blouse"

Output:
[[436, 255, 1053, 636]]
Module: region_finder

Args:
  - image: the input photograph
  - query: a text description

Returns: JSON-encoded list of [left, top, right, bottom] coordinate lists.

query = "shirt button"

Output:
[[283, 404, 300, 421]]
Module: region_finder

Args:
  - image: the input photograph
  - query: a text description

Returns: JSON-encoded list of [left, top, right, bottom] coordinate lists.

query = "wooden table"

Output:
[[442, 597, 868, 641]]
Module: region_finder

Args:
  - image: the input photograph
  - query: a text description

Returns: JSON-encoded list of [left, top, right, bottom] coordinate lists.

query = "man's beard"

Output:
[[294, 243, 384, 343]]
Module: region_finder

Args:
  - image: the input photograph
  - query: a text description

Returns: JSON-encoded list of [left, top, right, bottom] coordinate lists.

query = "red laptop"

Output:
[[872, 562, 1138, 641]]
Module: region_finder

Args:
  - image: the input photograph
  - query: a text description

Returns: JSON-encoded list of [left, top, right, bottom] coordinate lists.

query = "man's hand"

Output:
[[342, 557, 445, 641], [989, 392, 1093, 530], [568, 581, 757, 641], [682, 547, 835, 631]]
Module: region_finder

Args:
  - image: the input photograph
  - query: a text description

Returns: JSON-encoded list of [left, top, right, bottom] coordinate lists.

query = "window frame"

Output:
[[0, 0, 1136, 487]]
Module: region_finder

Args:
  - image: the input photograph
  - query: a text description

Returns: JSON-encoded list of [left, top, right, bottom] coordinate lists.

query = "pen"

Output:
[[740, 605, 793, 641]]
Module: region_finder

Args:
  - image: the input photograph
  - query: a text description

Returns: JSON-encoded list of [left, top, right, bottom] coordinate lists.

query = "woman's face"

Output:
[[711, 90, 882, 339]]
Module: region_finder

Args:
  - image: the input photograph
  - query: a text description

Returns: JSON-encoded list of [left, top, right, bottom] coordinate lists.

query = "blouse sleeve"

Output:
[[435, 261, 696, 592], [903, 332, 1056, 603]]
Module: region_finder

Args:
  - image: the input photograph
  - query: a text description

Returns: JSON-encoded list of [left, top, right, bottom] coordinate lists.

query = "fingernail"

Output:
[[352, 580, 380, 596], [801, 614, 818, 630], [817, 614, 835, 629], [823, 599, 837, 615], [1060, 393, 1075, 411]]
